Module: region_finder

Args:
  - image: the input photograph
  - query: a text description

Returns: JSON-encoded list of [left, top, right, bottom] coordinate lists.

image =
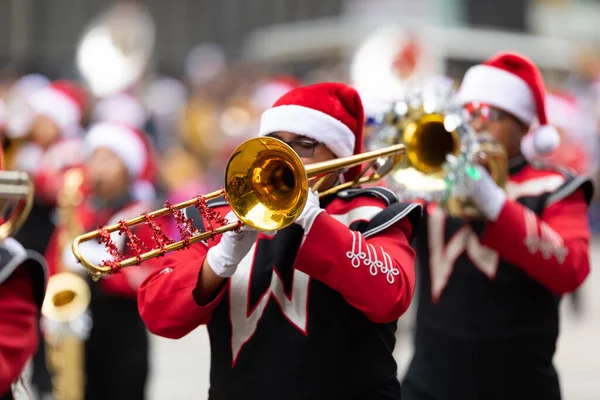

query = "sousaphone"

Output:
[[75, 1, 155, 98]]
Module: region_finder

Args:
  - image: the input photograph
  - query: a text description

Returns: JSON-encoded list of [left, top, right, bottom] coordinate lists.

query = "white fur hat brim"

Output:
[[258, 105, 355, 158], [84, 123, 147, 179], [456, 64, 536, 125], [29, 87, 81, 136]]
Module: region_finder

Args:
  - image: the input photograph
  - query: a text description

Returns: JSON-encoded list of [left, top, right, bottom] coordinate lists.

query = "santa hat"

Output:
[[84, 122, 149, 180], [258, 82, 364, 181], [29, 80, 88, 138], [92, 93, 147, 130], [456, 52, 560, 155], [4, 74, 50, 139]]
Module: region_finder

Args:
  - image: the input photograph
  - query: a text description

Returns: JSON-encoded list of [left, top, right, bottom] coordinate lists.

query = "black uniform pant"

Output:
[[85, 293, 149, 400], [402, 330, 561, 400]]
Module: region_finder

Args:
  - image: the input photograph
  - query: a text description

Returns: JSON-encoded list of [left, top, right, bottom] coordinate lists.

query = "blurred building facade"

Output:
[[0, 0, 344, 77]]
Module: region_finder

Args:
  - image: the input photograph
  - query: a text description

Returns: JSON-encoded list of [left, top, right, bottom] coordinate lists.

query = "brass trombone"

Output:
[[72, 137, 406, 279]]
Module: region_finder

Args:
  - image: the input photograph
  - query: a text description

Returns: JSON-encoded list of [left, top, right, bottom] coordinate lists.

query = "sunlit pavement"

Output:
[[147, 238, 600, 400]]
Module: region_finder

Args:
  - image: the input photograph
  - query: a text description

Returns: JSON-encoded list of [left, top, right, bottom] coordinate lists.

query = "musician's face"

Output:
[[467, 105, 528, 158], [267, 131, 338, 189], [30, 115, 60, 149], [86, 148, 130, 201]]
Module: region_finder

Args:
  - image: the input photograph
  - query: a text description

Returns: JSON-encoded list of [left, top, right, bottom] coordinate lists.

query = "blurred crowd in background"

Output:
[[1, 1, 600, 398], [1, 0, 600, 243]]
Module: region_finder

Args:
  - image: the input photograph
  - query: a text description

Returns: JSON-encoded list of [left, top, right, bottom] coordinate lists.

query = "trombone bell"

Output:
[[226, 137, 307, 232]]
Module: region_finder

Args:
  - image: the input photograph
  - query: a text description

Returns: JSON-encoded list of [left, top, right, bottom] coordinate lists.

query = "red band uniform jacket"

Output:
[[0, 238, 47, 400], [139, 188, 422, 400], [404, 155, 594, 400]]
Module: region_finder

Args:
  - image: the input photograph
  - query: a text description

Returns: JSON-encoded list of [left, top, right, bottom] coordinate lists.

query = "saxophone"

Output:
[[41, 168, 92, 400]]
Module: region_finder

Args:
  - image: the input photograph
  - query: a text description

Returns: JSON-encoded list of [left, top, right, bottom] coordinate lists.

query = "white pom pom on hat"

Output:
[[457, 52, 560, 155]]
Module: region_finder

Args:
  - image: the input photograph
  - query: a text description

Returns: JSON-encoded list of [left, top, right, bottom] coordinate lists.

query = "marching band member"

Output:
[[17, 81, 88, 202], [12, 80, 88, 256], [0, 238, 47, 400], [403, 52, 595, 400], [7, 79, 87, 399], [138, 83, 422, 399], [45, 122, 161, 400]]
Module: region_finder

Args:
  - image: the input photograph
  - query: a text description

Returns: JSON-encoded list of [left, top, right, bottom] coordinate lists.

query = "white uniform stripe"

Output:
[[330, 205, 384, 227], [506, 176, 565, 199]]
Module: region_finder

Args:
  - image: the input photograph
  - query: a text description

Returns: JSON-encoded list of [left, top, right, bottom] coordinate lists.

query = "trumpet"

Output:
[[72, 137, 406, 279], [367, 89, 508, 218]]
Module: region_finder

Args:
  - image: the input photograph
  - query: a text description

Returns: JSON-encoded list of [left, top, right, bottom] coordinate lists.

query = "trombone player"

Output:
[[402, 52, 594, 400], [138, 83, 422, 399]]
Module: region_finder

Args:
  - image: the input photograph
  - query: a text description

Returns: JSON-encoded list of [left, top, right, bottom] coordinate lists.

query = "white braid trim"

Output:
[[346, 231, 399, 284]]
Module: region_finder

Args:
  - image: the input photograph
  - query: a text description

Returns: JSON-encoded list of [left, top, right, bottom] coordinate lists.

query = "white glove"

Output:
[[462, 164, 507, 221], [444, 155, 506, 222], [206, 211, 258, 277], [61, 230, 125, 276], [294, 189, 325, 234]]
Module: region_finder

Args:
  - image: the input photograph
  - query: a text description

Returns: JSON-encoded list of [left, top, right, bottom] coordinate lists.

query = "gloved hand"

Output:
[[443, 156, 507, 222], [206, 211, 259, 277], [294, 189, 325, 234], [61, 230, 125, 276]]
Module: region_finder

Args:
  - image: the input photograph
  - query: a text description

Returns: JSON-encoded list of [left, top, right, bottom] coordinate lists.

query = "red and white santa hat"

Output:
[[84, 122, 150, 180], [258, 82, 364, 181], [28, 80, 88, 138], [456, 52, 560, 155]]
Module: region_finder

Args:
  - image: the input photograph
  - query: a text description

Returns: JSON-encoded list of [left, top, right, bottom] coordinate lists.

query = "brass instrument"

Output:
[[42, 168, 91, 400], [367, 92, 508, 219], [0, 134, 34, 239], [72, 137, 406, 278], [75, 1, 155, 98], [0, 170, 35, 240]]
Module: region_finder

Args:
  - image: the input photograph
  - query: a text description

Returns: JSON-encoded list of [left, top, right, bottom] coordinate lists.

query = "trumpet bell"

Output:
[[226, 137, 307, 232], [403, 113, 460, 175], [42, 273, 91, 326]]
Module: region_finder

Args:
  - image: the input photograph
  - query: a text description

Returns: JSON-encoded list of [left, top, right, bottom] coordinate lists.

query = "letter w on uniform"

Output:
[[229, 246, 310, 365]]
